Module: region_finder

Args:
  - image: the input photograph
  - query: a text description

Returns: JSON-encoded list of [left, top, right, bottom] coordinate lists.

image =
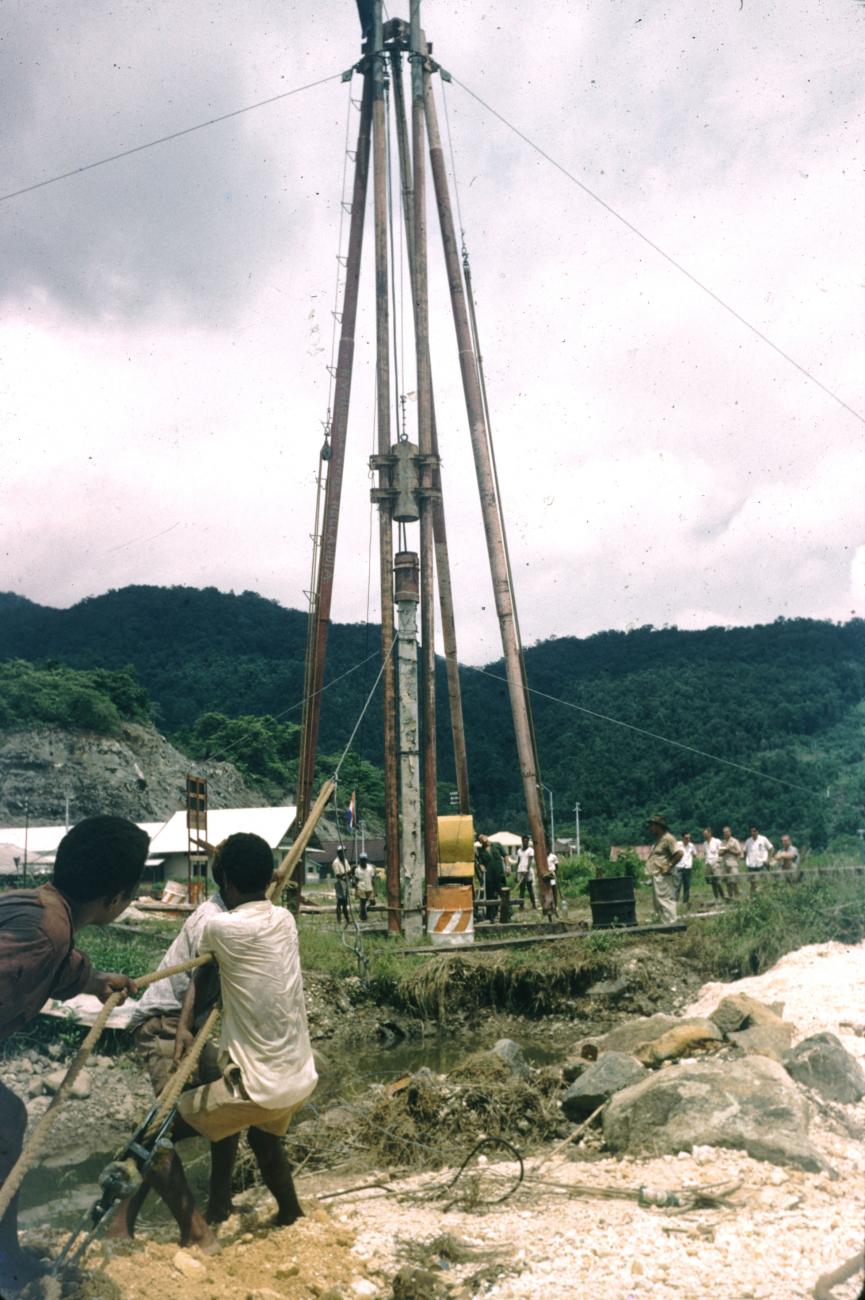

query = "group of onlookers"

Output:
[[700, 824, 801, 900], [330, 845, 378, 923], [475, 834, 556, 918], [646, 814, 802, 923]]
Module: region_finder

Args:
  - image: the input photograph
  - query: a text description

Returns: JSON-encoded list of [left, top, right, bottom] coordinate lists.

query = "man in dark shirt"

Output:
[[0, 815, 148, 1295]]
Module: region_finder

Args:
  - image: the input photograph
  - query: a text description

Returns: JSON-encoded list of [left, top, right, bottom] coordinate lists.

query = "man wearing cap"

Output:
[[331, 845, 351, 926], [354, 852, 376, 921], [645, 814, 682, 924]]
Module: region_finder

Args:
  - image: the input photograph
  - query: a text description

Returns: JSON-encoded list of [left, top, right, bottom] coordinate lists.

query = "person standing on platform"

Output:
[[702, 826, 724, 901], [773, 834, 801, 883], [332, 845, 351, 925], [744, 824, 774, 895], [546, 849, 560, 914], [354, 853, 376, 921], [718, 825, 743, 899], [675, 831, 696, 909], [645, 814, 682, 924], [477, 835, 506, 922], [515, 835, 536, 911]]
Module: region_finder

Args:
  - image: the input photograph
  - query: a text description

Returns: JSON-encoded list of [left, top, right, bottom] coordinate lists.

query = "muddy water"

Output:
[[20, 1028, 565, 1233]]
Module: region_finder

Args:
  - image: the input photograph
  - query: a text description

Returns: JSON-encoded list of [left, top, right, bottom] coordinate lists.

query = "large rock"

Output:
[[709, 993, 786, 1035], [0, 722, 260, 823], [490, 1038, 530, 1078], [728, 1022, 793, 1063], [783, 1032, 865, 1104], [574, 1014, 679, 1059], [603, 1054, 824, 1170], [634, 1018, 723, 1067], [561, 1052, 647, 1122]]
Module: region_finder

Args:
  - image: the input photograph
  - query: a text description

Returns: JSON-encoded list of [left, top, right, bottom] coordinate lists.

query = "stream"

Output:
[[19, 1027, 565, 1233]]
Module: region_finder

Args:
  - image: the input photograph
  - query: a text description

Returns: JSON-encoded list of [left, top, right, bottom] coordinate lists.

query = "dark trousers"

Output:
[[676, 869, 692, 903], [518, 875, 536, 909], [335, 883, 349, 924]]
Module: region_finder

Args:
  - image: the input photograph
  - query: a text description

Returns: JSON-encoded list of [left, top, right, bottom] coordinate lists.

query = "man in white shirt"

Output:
[[744, 824, 774, 895], [515, 835, 536, 911], [354, 852, 376, 921], [702, 826, 723, 901], [110, 874, 229, 1240], [332, 845, 351, 925], [674, 831, 696, 909], [141, 833, 318, 1250], [546, 851, 559, 914]]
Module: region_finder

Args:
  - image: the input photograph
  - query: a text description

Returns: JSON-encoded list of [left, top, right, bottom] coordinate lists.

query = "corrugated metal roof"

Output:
[[0, 806, 298, 861], [146, 806, 297, 855]]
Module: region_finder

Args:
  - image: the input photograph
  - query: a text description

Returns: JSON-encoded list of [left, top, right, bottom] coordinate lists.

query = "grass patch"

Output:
[[390, 942, 619, 1020], [74, 925, 170, 980], [677, 875, 865, 979]]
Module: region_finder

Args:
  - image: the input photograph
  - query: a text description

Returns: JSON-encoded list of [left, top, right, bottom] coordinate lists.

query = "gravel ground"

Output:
[[322, 1116, 864, 1299]]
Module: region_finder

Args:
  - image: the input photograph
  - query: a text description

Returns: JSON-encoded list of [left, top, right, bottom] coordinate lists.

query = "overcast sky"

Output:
[[2, 0, 864, 664]]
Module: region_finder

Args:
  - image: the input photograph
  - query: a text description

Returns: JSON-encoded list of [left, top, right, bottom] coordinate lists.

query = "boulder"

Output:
[[588, 976, 630, 1003], [603, 1054, 825, 1170], [574, 1014, 678, 1059], [634, 1018, 723, 1067], [43, 1068, 92, 1100], [783, 1032, 865, 1104], [172, 1250, 207, 1280], [490, 1038, 530, 1078], [709, 993, 786, 1035], [728, 1022, 793, 1063], [561, 1051, 647, 1121]]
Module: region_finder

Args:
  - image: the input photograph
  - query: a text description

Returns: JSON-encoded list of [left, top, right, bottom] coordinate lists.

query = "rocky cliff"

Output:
[[0, 722, 262, 824]]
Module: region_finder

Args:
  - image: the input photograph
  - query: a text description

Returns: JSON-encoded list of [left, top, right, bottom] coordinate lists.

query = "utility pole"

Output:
[[423, 66, 552, 912], [390, 41, 471, 817], [409, 0, 439, 892], [574, 802, 582, 857], [295, 69, 374, 912], [371, 0, 402, 933], [542, 784, 555, 853]]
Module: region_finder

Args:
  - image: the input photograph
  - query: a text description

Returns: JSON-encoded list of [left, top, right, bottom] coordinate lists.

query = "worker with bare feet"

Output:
[[110, 847, 234, 1238], [139, 832, 318, 1250], [0, 817, 148, 1297]]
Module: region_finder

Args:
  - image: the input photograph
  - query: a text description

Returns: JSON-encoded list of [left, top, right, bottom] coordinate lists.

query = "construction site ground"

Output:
[[6, 890, 865, 1299]]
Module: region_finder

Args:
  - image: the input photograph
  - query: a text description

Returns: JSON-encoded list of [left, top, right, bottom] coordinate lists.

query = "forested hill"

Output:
[[1, 586, 863, 847]]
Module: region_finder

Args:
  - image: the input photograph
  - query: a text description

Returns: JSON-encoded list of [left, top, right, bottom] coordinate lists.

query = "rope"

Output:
[[0, 776, 336, 1217], [143, 1005, 221, 1137], [0, 73, 346, 206], [333, 634, 397, 780], [0, 993, 125, 1218], [464, 664, 827, 798], [446, 72, 865, 431]]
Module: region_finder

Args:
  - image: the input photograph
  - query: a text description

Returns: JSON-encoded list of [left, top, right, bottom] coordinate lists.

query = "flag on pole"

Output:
[[346, 790, 356, 831]]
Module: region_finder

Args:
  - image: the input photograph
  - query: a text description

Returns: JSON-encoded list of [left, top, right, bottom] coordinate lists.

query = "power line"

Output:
[[448, 73, 865, 430], [465, 664, 825, 798], [0, 72, 345, 205], [202, 646, 384, 767]]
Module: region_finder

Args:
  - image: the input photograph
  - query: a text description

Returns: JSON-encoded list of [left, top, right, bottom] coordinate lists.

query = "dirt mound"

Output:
[[79, 1203, 367, 1300]]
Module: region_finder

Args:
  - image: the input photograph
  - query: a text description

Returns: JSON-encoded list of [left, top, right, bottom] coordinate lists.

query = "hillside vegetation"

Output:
[[1, 587, 863, 847]]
